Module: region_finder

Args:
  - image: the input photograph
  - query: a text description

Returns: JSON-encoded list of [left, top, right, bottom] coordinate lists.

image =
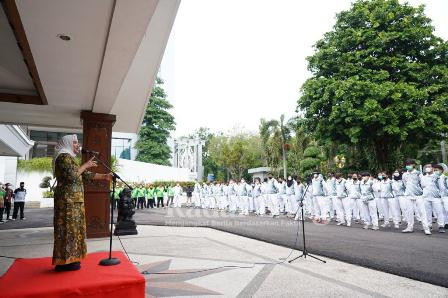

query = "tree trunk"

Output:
[[282, 145, 287, 179]]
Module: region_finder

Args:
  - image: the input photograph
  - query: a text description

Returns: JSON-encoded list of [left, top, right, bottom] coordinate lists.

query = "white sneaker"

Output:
[[371, 225, 379, 230], [363, 224, 369, 229], [394, 224, 400, 229], [336, 222, 345, 226], [424, 228, 432, 235], [346, 222, 351, 227], [402, 228, 413, 233], [380, 223, 389, 228]]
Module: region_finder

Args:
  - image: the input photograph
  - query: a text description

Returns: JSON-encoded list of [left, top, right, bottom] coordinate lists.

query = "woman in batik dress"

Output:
[[52, 134, 111, 271]]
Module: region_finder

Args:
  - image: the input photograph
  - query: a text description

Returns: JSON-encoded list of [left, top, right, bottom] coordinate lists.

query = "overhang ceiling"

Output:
[[0, 0, 180, 133]]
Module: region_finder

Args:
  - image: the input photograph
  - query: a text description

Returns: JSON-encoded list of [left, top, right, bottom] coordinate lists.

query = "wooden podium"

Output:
[[81, 111, 116, 238]]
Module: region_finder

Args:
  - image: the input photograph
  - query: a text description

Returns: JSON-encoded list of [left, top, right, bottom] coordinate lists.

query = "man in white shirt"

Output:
[[12, 182, 27, 220]]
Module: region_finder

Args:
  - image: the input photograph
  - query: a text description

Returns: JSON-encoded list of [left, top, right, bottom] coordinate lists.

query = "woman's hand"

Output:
[[83, 157, 98, 170], [77, 157, 97, 176]]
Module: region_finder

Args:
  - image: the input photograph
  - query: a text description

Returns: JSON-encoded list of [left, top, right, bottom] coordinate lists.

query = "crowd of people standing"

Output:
[[122, 159, 448, 236], [0, 182, 27, 222]]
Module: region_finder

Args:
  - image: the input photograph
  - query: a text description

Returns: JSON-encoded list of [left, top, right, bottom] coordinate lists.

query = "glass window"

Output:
[[112, 138, 131, 160]]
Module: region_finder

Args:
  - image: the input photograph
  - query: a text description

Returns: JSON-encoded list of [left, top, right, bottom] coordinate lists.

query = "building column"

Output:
[[80, 111, 116, 238]]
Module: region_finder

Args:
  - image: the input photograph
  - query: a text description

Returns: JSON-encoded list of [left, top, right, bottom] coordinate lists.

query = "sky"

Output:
[[160, 0, 448, 138]]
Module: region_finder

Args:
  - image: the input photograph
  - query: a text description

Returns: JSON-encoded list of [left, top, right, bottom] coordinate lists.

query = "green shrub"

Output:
[[303, 146, 320, 158], [42, 190, 54, 198], [18, 157, 53, 172]]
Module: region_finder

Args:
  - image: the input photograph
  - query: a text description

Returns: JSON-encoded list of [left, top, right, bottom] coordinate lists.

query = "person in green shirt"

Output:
[[131, 185, 139, 207], [145, 185, 155, 208], [136, 184, 146, 210], [113, 182, 123, 210], [155, 186, 164, 208], [167, 185, 175, 207]]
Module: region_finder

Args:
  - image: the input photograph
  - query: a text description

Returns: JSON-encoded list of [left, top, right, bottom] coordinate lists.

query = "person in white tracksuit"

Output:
[[293, 177, 305, 221], [277, 178, 287, 214], [285, 176, 295, 215], [377, 172, 400, 229], [326, 174, 342, 223], [237, 179, 249, 215], [347, 174, 362, 223], [359, 172, 379, 230], [221, 182, 229, 211], [373, 178, 384, 222], [252, 178, 262, 215], [402, 159, 430, 234], [335, 173, 350, 226], [173, 183, 183, 208], [228, 180, 237, 213], [433, 164, 448, 229], [201, 183, 209, 209], [311, 173, 327, 222], [421, 164, 445, 233], [246, 181, 254, 213], [259, 178, 268, 216], [267, 176, 280, 218], [391, 170, 407, 224], [193, 182, 201, 208]]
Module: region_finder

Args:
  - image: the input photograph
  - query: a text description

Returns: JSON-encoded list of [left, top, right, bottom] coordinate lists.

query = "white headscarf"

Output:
[[52, 134, 78, 175]]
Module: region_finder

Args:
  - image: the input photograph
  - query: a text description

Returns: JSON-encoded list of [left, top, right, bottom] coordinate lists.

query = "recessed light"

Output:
[[57, 34, 71, 41]]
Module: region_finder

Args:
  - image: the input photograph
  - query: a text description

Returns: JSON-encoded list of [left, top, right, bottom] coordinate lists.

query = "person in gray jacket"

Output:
[[402, 159, 430, 234], [377, 172, 400, 229], [421, 164, 445, 233], [433, 164, 448, 229], [359, 172, 379, 230]]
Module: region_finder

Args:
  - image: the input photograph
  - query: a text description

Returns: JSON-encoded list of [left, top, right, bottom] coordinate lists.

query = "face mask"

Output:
[[393, 176, 401, 181], [405, 165, 413, 171], [425, 168, 432, 173], [352, 177, 358, 181], [378, 175, 383, 180], [433, 171, 441, 177]]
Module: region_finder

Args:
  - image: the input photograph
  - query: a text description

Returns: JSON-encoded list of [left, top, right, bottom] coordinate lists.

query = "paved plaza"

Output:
[[1, 224, 447, 297]]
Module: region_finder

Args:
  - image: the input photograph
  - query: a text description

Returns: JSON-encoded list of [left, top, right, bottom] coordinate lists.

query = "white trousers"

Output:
[[424, 198, 445, 227], [341, 197, 352, 223], [403, 197, 428, 230], [316, 196, 330, 220], [352, 198, 361, 220], [381, 197, 401, 225], [332, 196, 345, 223], [277, 194, 286, 213], [269, 194, 279, 216], [193, 193, 201, 207], [376, 197, 384, 219], [240, 196, 249, 215], [360, 200, 378, 226], [311, 196, 320, 218], [443, 197, 448, 224], [173, 194, 182, 208], [248, 196, 255, 212], [229, 195, 237, 212]]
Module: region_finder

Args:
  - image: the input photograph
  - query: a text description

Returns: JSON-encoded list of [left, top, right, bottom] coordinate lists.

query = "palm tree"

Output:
[[259, 114, 291, 178]]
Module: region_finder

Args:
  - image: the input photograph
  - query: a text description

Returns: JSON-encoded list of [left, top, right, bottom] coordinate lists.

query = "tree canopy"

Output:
[[298, 0, 448, 172], [136, 77, 176, 165]]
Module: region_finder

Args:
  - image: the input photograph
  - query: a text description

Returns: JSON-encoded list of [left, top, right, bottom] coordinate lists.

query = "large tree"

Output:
[[136, 77, 176, 165], [208, 133, 263, 180], [298, 0, 448, 172]]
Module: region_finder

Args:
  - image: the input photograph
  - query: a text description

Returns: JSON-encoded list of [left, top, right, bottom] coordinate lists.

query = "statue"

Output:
[[114, 187, 138, 236]]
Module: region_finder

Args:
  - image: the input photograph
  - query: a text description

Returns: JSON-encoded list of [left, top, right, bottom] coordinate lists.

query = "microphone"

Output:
[[81, 148, 100, 155]]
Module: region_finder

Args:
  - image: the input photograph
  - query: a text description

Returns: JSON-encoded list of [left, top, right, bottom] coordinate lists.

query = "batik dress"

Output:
[[52, 153, 94, 265]]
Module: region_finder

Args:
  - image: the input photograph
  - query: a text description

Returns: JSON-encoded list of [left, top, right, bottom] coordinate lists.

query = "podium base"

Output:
[[99, 257, 121, 266]]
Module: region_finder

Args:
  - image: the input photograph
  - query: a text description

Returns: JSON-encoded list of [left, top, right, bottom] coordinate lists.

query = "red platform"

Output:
[[0, 251, 145, 298]]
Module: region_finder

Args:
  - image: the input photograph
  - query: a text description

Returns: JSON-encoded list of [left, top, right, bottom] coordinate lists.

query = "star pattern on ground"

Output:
[[138, 259, 233, 297]]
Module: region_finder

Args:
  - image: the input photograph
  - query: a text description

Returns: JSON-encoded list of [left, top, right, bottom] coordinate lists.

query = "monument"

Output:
[[173, 137, 205, 180]]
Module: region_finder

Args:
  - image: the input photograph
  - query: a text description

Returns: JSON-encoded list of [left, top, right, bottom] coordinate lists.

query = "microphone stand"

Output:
[[88, 153, 133, 266], [289, 180, 326, 264]]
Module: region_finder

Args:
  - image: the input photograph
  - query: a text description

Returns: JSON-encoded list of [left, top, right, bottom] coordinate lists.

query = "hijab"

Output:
[[52, 134, 78, 175]]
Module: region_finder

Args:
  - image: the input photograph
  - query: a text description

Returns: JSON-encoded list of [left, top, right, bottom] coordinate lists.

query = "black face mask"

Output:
[[393, 176, 401, 181], [287, 180, 293, 187], [352, 178, 358, 181]]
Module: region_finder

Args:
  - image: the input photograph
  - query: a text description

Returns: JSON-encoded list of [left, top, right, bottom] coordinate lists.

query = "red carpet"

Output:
[[0, 251, 145, 298]]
